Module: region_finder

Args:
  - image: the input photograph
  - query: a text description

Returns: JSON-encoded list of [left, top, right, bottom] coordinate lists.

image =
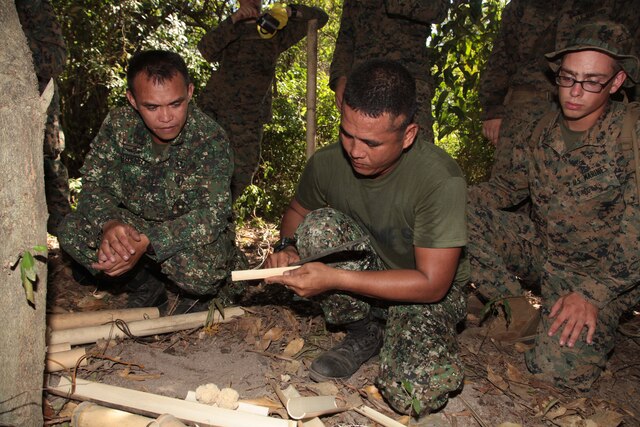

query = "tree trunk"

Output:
[[0, 2, 51, 425]]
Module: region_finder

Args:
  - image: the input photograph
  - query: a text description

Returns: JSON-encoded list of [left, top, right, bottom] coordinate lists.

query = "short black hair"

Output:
[[127, 50, 190, 93], [343, 59, 417, 129]]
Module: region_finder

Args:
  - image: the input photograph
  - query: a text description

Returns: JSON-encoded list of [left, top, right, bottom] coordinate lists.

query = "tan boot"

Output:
[[485, 296, 540, 342]]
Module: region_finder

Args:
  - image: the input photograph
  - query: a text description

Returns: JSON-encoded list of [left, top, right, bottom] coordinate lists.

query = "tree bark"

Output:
[[0, 1, 50, 425]]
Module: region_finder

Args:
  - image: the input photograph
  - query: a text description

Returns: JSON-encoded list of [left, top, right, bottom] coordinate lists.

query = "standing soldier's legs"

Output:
[[526, 282, 640, 390], [222, 117, 264, 202], [377, 284, 466, 415], [467, 202, 543, 301], [414, 78, 434, 143], [44, 87, 71, 236]]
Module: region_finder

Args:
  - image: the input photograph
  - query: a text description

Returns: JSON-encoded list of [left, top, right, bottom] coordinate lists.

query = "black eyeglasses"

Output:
[[555, 72, 618, 93]]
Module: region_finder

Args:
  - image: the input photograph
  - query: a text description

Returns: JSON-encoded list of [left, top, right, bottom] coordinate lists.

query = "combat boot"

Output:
[[309, 315, 383, 382], [124, 267, 168, 309]]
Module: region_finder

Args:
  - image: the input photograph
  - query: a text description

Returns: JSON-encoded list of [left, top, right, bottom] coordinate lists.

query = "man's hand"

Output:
[[547, 292, 599, 347], [482, 118, 502, 146], [264, 246, 300, 269], [231, 0, 260, 23], [92, 220, 149, 276], [264, 262, 337, 298]]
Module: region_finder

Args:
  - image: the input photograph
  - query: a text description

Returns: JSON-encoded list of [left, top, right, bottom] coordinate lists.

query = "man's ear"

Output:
[[401, 123, 419, 149], [610, 70, 627, 94], [126, 89, 139, 111], [187, 83, 194, 101]]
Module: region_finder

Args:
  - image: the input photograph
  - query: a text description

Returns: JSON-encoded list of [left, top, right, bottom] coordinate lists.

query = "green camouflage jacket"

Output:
[[472, 101, 640, 309], [76, 105, 234, 262], [329, 0, 448, 90], [197, 5, 328, 123]]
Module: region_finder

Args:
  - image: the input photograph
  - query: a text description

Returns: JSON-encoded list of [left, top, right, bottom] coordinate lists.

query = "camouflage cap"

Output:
[[545, 21, 640, 86]]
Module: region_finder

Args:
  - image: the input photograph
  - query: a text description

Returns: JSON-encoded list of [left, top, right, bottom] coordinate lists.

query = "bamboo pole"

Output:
[[353, 405, 406, 427], [48, 307, 160, 330], [305, 19, 318, 159], [46, 342, 71, 353], [45, 347, 87, 372], [47, 307, 244, 346], [231, 266, 299, 282], [49, 377, 296, 427]]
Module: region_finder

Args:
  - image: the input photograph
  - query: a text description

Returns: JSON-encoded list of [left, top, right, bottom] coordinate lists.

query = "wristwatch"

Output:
[[273, 236, 296, 253]]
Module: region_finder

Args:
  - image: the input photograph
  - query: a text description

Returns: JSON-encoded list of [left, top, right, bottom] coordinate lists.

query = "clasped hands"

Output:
[[92, 220, 150, 277]]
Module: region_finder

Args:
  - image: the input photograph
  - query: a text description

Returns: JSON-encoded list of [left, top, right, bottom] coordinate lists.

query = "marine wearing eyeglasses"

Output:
[[467, 21, 640, 391]]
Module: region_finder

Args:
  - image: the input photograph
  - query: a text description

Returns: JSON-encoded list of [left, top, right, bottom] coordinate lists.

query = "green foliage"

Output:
[[431, 0, 505, 184], [18, 246, 47, 306], [401, 380, 423, 417]]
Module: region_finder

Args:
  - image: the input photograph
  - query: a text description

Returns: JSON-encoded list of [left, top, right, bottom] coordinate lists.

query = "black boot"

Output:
[[124, 267, 168, 309], [309, 315, 383, 382]]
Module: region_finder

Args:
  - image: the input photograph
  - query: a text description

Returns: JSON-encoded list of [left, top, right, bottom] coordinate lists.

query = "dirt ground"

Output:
[[44, 228, 640, 427]]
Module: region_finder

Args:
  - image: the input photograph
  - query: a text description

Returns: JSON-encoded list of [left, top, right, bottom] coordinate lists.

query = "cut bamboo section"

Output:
[[48, 307, 160, 330], [47, 307, 244, 346], [45, 347, 87, 372], [353, 405, 405, 427], [72, 401, 154, 427], [49, 377, 296, 427], [231, 266, 300, 282], [47, 342, 71, 353]]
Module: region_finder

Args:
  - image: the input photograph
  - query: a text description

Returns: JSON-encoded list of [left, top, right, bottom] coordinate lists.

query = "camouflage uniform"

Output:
[[468, 101, 640, 389], [329, 0, 449, 141], [293, 134, 468, 414], [58, 105, 245, 297], [197, 5, 328, 200], [481, 0, 640, 179], [295, 208, 466, 414], [16, 0, 71, 236]]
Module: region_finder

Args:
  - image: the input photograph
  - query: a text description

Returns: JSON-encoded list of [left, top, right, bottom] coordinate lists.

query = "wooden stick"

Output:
[[231, 266, 300, 282], [48, 307, 160, 330], [353, 405, 405, 427], [305, 19, 319, 159], [45, 348, 87, 372], [49, 377, 297, 427], [47, 307, 244, 346]]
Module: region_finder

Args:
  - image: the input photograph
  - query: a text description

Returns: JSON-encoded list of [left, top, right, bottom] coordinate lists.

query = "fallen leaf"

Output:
[[362, 384, 383, 401], [514, 341, 534, 353], [497, 423, 522, 427], [564, 398, 588, 411], [506, 362, 527, 383], [552, 414, 584, 427], [487, 365, 509, 391], [282, 337, 304, 357], [263, 327, 284, 342], [545, 405, 568, 420], [284, 360, 302, 375], [307, 382, 340, 397], [588, 410, 624, 427]]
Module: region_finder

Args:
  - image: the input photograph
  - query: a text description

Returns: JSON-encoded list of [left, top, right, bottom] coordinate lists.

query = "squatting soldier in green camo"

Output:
[[468, 22, 640, 390], [329, 0, 449, 143], [58, 51, 246, 312], [16, 0, 72, 236], [197, 0, 328, 201], [264, 60, 469, 416]]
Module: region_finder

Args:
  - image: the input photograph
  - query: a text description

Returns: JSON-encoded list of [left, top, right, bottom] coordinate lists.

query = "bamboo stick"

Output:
[[45, 348, 87, 372], [47, 307, 244, 346], [49, 377, 296, 427], [46, 342, 71, 353], [353, 405, 406, 427], [231, 267, 299, 282], [48, 307, 160, 330]]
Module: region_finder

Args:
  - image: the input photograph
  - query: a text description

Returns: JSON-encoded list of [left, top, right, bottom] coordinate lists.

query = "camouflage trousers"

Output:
[[467, 204, 639, 390], [215, 114, 264, 202], [44, 86, 71, 236], [59, 212, 247, 298], [490, 100, 555, 179], [295, 208, 466, 415]]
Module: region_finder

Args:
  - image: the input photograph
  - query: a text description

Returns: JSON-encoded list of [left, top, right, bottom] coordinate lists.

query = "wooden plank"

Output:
[[231, 267, 300, 282], [48, 377, 297, 427]]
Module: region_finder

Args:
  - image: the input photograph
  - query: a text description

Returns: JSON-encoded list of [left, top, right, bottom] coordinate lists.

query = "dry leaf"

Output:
[[588, 410, 624, 427], [564, 398, 588, 411], [497, 423, 522, 427], [263, 327, 284, 342], [506, 362, 526, 383], [553, 415, 585, 427], [279, 307, 300, 331], [307, 382, 340, 396], [362, 384, 383, 401], [487, 365, 509, 391], [545, 405, 568, 420], [282, 337, 304, 356], [513, 341, 534, 353], [284, 359, 302, 375]]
